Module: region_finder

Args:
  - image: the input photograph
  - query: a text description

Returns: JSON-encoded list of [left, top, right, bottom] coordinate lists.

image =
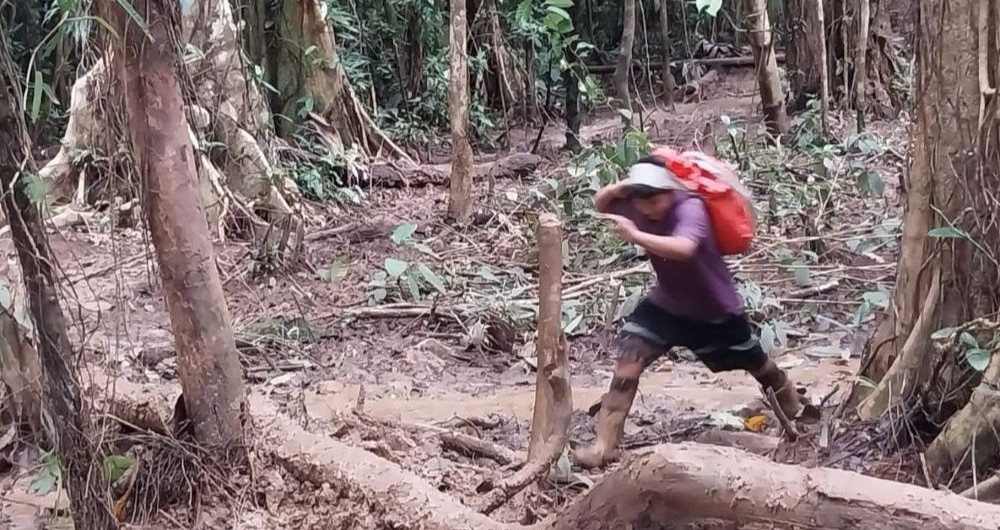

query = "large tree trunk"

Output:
[[0, 30, 115, 530], [786, 0, 903, 117], [826, 0, 905, 116], [115, 0, 246, 446], [447, 0, 474, 222], [785, 0, 827, 110], [658, 0, 675, 106], [743, 0, 790, 135], [269, 0, 409, 162], [614, 0, 636, 112], [38, 0, 302, 243], [852, 0, 1000, 481]]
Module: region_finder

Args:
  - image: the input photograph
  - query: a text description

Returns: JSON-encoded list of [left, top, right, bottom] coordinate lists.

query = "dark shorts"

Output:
[[617, 298, 768, 373]]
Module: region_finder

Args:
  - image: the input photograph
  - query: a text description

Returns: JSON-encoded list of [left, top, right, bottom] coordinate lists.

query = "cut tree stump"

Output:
[[478, 213, 571, 515]]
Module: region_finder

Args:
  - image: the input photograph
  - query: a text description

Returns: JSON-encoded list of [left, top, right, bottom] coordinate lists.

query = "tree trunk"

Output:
[[743, 0, 790, 135], [0, 29, 115, 530], [0, 310, 42, 435], [479, 214, 570, 514], [785, 0, 828, 110], [614, 0, 637, 111], [826, 0, 905, 116], [38, 0, 303, 242], [658, 0, 675, 106], [270, 0, 410, 162], [855, 0, 871, 131], [526, 213, 570, 458], [115, 0, 246, 446], [852, 0, 1000, 481], [447, 0, 474, 222], [564, 0, 582, 151], [817, 0, 830, 135]]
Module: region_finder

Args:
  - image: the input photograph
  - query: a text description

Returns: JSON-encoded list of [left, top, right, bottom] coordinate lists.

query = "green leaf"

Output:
[[960, 332, 980, 349], [545, 4, 571, 20], [0, 283, 10, 311], [384, 258, 409, 278], [103, 454, 134, 483], [861, 290, 890, 309], [319, 259, 348, 283], [931, 327, 958, 340], [792, 262, 811, 287], [695, 0, 723, 17], [404, 274, 422, 301], [965, 348, 991, 372], [856, 170, 885, 197], [759, 324, 776, 354], [30, 70, 45, 123], [390, 222, 418, 244], [20, 173, 49, 206], [416, 263, 446, 293], [29, 472, 57, 496], [928, 226, 968, 239], [116, 0, 151, 37], [545, 0, 573, 7]]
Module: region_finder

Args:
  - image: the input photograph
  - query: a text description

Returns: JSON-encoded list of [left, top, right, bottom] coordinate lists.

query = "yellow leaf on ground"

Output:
[[743, 414, 768, 433]]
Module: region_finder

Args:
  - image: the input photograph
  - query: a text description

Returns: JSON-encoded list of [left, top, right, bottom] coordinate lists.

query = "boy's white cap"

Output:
[[623, 162, 684, 191]]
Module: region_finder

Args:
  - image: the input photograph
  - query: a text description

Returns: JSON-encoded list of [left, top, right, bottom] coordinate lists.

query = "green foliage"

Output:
[[103, 454, 133, 483], [695, 0, 724, 17], [931, 327, 996, 373], [29, 449, 61, 495], [370, 223, 446, 302], [287, 135, 365, 204]]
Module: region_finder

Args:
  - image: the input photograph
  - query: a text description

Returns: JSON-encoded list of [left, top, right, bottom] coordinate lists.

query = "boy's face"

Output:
[[632, 192, 673, 220]]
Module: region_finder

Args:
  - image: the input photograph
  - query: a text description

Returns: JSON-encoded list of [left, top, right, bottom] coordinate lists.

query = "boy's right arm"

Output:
[[594, 182, 627, 214]]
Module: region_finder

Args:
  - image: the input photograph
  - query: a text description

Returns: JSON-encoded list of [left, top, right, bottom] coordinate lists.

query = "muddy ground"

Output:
[[1, 70, 909, 528]]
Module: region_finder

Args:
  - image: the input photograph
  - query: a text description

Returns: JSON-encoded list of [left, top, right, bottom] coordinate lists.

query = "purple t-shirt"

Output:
[[612, 191, 744, 322]]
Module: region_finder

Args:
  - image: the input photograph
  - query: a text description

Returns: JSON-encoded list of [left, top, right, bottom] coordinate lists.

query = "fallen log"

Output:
[[365, 152, 541, 188], [586, 54, 787, 75], [538, 442, 1000, 530], [96, 377, 1000, 530]]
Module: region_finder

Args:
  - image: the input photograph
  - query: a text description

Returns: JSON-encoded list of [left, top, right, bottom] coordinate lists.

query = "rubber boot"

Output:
[[750, 359, 808, 420], [574, 380, 638, 469]]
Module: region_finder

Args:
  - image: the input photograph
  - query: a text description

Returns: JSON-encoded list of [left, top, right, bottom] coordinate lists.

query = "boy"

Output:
[[574, 155, 812, 469]]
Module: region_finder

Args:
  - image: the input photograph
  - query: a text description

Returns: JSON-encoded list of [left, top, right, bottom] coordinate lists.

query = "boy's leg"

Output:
[[574, 302, 672, 469], [690, 316, 813, 420]]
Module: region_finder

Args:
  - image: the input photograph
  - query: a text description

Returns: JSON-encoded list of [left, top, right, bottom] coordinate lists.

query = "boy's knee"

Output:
[[616, 332, 666, 368]]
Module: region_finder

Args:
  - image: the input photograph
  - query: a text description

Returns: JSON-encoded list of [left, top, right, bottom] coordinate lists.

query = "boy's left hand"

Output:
[[599, 213, 640, 243]]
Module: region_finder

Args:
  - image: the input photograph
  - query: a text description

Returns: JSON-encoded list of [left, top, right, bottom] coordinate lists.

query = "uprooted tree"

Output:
[[0, 25, 115, 530], [106, 0, 247, 447], [851, 0, 1000, 482]]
